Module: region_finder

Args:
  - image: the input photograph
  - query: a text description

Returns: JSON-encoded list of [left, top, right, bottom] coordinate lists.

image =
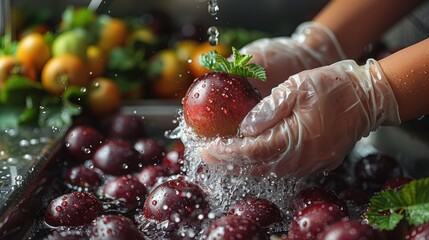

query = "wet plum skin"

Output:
[[44, 192, 104, 227], [183, 72, 261, 138], [143, 176, 209, 226], [64, 126, 103, 163], [102, 175, 148, 210], [203, 215, 269, 240], [90, 215, 145, 240], [227, 196, 284, 227]]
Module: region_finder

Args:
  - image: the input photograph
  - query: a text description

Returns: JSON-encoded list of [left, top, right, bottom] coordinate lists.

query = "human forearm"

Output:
[[313, 0, 424, 59], [379, 38, 429, 121]]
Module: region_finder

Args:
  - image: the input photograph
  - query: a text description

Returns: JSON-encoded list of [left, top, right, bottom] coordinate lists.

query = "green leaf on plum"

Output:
[[366, 177, 429, 230], [199, 47, 266, 81]]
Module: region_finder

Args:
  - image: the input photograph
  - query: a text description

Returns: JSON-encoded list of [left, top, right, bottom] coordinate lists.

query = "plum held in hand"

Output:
[[182, 47, 266, 138], [227, 196, 283, 227], [90, 215, 145, 240], [44, 192, 103, 227], [143, 176, 209, 226], [202, 215, 269, 240]]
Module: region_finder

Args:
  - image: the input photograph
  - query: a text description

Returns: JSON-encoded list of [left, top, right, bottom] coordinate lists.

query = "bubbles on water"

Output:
[[14, 175, 23, 186], [23, 154, 33, 161], [175, 110, 301, 233]]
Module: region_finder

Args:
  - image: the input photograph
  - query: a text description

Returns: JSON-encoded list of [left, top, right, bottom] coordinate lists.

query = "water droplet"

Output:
[[55, 206, 63, 212], [207, 0, 219, 15], [83, 147, 91, 154], [207, 26, 219, 46], [207, 26, 219, 37], [165, 126, 182, 139], [323, 170, 329, 176]]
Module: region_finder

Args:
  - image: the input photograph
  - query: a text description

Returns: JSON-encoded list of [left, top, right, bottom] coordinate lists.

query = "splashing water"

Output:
[[166, 110, 302, 232]]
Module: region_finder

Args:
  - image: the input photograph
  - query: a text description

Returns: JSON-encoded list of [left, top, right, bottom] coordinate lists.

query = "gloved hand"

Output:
[[241, 22, 347, 96], [201, 59, 401, 178]]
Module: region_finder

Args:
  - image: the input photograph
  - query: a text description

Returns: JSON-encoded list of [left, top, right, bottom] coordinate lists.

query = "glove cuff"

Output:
[[292, 22, 347, 65], [366, 59, 401, 126]]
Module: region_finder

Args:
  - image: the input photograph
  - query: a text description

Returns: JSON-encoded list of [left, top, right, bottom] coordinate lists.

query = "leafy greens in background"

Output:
[[0, 76, 84, 129]]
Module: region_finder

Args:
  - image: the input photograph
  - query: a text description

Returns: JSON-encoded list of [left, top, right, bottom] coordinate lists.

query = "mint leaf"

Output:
[[366, 177, 429, 230], [401, 177, 429, 226], [365, 210, 404, 230], [199, 47, 266, 81]]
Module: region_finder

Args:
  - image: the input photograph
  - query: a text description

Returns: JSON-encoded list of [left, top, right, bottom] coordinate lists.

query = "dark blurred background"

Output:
[[9, 0, 329, 35], [8, 0, 429, 50]]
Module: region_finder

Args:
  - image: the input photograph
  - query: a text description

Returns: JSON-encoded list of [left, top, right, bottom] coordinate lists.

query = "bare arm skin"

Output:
[[314, 0, 429, 121], [314, 0, 424, 59], [379, 38, 429, 121]]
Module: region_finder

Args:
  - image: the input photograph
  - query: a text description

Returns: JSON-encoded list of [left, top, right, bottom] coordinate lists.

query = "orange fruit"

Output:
[[86, 77, 121, 116], [174, 39, 199, 63], [98, 17, 128, 53], [16, 32, 51, 72], [86, 45, 107, 78], [150, 49, 190, 99], [188, 42, 230, 79], [0, 55, 37, 89], [41, 54, 90, 96]]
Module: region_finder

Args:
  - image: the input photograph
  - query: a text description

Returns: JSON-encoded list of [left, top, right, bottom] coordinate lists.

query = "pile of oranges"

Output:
[[0, 7, 253, 118]]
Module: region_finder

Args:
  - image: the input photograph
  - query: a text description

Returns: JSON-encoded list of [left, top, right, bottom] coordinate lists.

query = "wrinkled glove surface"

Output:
[[241, 22, 346, 96], [202, 59, 400, 177]]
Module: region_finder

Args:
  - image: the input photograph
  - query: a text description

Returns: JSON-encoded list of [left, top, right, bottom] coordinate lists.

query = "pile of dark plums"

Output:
[[36, 114, 428, 240]]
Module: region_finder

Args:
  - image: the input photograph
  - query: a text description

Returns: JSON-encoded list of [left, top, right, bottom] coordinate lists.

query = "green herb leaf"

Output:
[[108, 48, 138, 71], [0, 76, 84, 129], [366, 177, 429, 230], [61, 7, 95, 30], [0, 105, 25, 128], [199, 47, 266, 81], [38, 86, 84, 128], [0, 75, 44, 104]]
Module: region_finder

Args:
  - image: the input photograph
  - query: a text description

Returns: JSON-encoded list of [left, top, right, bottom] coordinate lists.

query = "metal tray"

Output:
[[0, 127, 66, 239]]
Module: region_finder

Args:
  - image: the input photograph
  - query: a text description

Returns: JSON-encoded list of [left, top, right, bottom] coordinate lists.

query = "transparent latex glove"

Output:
[[241, 22, 346, 97], [201, 59, 400, 178]]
